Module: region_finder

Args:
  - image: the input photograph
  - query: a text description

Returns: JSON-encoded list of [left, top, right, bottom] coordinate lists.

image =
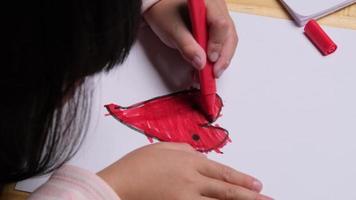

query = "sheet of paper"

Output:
[[16, 12, 356, 200], [280, 0, 356, 25], [282, 0, 354, 16]]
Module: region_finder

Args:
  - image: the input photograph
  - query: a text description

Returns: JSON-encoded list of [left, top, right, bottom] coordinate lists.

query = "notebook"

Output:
[[16, 12, 356, 200], [279, 0, 356, 26]]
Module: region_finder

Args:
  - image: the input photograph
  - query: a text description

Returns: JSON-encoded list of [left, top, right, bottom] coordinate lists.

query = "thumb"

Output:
[[172, 27, 206, 70]]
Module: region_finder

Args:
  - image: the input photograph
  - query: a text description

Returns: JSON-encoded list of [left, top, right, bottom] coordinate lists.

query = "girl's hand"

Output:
[[98, 143, 273, 200], [144, 0, 238, 78]]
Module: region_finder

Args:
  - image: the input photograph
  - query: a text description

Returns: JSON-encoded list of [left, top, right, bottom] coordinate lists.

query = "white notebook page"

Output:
[[282, 0, 353, 16]]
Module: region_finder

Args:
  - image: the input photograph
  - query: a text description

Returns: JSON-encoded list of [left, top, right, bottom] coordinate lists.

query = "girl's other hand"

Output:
[[144, 0, 238, 78], [98, 143, 273, 200]]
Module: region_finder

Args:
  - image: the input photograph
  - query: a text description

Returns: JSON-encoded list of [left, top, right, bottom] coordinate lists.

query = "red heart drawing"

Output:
[[105, 89, 230, 153]]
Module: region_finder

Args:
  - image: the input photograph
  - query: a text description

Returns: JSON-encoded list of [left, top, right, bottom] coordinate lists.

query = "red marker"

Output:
[[304, 19, 337, 56], [188, 0, 217, 121]]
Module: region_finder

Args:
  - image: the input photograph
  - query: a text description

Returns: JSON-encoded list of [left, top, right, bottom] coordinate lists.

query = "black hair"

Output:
[[0, 0, 142, 187]]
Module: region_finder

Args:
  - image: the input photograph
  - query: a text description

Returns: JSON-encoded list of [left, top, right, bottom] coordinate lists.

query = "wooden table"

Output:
[[226, 0, 356, 29], [1, 0, 355, 199]]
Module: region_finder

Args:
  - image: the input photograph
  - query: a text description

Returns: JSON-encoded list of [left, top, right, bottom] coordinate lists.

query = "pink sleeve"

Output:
[[141, 0, 160, 13], [28, 165, 120, 200]]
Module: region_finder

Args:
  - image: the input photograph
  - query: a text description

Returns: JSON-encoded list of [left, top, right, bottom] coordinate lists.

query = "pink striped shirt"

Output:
[[28, 165, 119, 200]]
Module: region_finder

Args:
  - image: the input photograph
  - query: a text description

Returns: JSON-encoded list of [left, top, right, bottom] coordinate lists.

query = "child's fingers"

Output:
[[143, 0, 206, 70], [206, 0, 230, 62], [206, 16, 229, 63], [205, 0, 238, 78], [200, 177, 272, 200], [198, 159, 263, 192], [213, 31, 238, 78], [170, 23, 207, 70]]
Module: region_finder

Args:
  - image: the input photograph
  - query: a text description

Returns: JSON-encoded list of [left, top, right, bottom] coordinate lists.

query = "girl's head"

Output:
[[0, 0, 142, 185]]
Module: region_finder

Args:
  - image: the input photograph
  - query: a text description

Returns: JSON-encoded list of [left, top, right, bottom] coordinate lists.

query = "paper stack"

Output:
[[279, 0, 356, 26]]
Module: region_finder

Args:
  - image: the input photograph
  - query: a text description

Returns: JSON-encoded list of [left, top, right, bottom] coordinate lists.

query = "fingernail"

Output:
[[257, 194, 274, 200], [252, 180, 263, 192], [192, 56, 204, 70], [209, 51, 219, 62], [215, 68, 224, 78]]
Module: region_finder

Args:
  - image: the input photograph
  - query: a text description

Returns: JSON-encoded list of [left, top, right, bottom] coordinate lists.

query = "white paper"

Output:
[[280, 0, 356, 26], [16, 12, 356, 200]]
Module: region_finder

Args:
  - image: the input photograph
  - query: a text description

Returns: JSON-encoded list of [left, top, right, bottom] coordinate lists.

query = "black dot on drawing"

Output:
[[192, 134, 200, 141], [191, 103, 200, 110]]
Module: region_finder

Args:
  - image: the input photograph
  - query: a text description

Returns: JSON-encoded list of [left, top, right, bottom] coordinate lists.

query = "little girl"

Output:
[[1, 0, 273, 199]]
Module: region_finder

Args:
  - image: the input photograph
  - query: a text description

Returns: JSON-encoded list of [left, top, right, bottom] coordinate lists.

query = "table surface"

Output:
[[227, 0, 356, 29], [1, 0, 356, 199]]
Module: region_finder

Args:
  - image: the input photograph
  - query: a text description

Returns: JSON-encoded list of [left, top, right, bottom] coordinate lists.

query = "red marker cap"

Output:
[[304, 19, 337, 56]]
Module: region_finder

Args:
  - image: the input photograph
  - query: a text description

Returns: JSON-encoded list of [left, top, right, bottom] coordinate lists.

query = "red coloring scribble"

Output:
[[105, 89, 230, 153]]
